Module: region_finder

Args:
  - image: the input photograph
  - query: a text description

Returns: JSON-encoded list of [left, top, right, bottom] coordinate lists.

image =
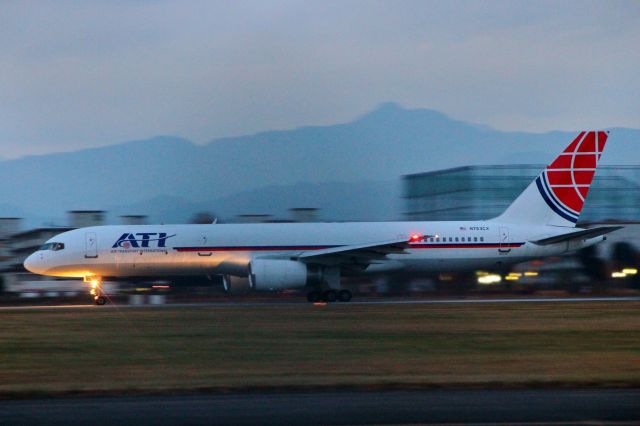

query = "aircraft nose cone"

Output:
[[24, 253, 43, 274]]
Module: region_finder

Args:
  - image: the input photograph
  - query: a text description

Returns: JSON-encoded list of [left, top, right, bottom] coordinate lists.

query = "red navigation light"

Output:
[[410, 234, 422, 242]]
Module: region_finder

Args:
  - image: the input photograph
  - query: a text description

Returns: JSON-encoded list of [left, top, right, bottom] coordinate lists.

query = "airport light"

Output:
[[524, 271, 539, 277], [477, 274, 502, 285], [505, 275, 519, 281], [622, 268, 638, 275], [611, 271, 627, 278]]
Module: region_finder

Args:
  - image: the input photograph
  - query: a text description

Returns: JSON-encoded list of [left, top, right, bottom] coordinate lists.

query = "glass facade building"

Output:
[[404, 165, 640, 223]]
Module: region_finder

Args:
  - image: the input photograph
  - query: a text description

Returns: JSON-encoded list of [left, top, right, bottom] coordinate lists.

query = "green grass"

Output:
[[1, 302, 639, 396]]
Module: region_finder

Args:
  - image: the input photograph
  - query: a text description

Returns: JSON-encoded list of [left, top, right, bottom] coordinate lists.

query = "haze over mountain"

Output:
[[1, 103, 637, 227]]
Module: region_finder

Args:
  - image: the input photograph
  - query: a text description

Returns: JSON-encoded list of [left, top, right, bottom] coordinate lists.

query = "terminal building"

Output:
[[403, 165, 640, 286], [403, 165, 640, 223]]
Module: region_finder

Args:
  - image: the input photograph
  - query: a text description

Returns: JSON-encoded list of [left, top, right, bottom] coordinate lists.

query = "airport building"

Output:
[[403, 165, 640, 223], [403, 165, 640, 290]]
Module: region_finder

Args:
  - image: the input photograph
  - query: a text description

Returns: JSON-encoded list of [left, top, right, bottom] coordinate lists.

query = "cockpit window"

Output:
[[39, 242, 65, 251]]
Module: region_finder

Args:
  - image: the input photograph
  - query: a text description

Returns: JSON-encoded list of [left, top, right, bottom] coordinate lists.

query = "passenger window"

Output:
[[480, 237, 484, 242], [474, 237, 478, 242], [455, 237, 459, 242], [461, 237, 465, 242], [449, 237, 452, 242], [429, 238, 434, 242]]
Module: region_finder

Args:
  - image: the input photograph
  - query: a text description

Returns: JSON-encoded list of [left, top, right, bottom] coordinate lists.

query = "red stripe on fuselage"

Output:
[[173, 243, 525, 252], [408, 243, 524, 249], [174, 245, 336, 252]]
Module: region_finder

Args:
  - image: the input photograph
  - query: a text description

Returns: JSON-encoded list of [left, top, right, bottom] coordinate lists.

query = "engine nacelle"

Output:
[[222, 275, 252, 295], [249, 259, 319, 291]]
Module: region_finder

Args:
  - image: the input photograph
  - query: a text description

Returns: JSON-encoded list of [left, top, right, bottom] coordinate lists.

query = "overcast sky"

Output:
[[0, 0, 638, 158]]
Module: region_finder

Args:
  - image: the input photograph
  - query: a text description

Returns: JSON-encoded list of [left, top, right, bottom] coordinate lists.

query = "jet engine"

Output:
[[249, 259, 323, 291]]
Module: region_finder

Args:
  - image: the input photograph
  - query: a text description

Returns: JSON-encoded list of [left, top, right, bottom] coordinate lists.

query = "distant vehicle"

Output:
[[25, 131, 621, 304]]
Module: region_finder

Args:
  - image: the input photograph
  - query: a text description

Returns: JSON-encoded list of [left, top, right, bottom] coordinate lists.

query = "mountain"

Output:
[[0, 103, 637, 226]]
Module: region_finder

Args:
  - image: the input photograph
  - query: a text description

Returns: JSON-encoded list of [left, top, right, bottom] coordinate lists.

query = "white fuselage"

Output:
[[24, 220, 601, 280]]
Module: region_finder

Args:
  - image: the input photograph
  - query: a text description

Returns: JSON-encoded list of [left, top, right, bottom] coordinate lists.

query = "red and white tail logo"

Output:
[[496, 130, 609, 227], [535, 131, 607, 223]]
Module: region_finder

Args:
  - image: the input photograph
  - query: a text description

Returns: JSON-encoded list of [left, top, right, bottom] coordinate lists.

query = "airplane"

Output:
[[24, 131, 621, 305]]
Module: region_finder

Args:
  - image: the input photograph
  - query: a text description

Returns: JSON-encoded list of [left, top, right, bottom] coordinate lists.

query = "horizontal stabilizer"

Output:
[[531, 226, 623, 246]]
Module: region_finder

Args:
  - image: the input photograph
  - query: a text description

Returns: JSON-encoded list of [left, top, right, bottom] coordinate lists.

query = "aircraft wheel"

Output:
[[323, 290, 337, 302], [307, 291, 322, 303], [338, 289, 352, 302], [95, 296, 107, 305]]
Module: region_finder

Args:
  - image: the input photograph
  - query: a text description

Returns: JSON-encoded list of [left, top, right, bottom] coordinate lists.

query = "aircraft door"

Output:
[[198, 234, 212, 257], [85, 232, 98, 258], [498, 227, 511, 253]]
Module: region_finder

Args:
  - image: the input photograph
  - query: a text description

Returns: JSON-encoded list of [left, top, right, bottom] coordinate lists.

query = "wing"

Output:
[[295, 237, 414, 267], [531, 226, 623, 246]]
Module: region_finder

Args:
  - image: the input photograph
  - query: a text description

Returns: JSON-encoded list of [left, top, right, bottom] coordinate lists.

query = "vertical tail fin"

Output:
[[494, 131, 608, 227]]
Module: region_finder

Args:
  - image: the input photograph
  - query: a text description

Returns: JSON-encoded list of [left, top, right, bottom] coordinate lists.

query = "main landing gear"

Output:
[[306, 267, 351, 303], [306, 289, 352, 303]]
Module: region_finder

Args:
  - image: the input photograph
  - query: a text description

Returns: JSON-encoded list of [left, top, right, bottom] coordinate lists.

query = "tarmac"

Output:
[[1, 295, 640, 311], [1, 389, 639, 425]]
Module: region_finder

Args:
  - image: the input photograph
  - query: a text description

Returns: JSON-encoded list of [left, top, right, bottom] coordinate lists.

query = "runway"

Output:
[[1, 389, 639, 425], [1, 296, 640, 311]]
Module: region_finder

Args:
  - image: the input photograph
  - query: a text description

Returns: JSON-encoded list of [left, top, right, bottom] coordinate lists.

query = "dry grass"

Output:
[[0, 301, 639, 396]]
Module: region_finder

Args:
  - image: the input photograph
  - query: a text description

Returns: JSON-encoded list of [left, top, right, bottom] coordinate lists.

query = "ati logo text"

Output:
[[112, 233, 175, 249]]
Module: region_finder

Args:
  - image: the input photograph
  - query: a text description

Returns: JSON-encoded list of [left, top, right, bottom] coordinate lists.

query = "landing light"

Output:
[[611, 272, 627, 279], [622, 268, 638, 275]]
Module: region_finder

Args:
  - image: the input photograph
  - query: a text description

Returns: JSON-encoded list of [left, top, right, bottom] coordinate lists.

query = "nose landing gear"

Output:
[[85, 276, 107, 305]]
